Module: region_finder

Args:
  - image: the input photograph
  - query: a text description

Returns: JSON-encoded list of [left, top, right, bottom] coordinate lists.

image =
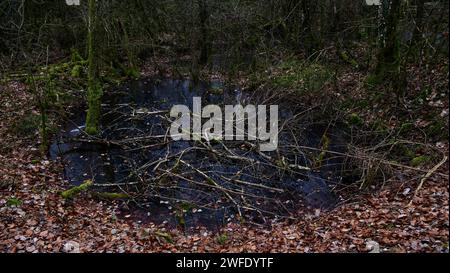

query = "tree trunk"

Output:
[[412, 0, 425, 44], [301, 0, 318, 55], [198, 0, 209, 65], [374, 0, 401, 80], [85, 0, 102, 135]]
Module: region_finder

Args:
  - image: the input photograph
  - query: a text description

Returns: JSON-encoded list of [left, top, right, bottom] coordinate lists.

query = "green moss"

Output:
[[216, 233, 229, 245], [60, 179, 93, 199], [403, 147, 416, 159], [85, 0, 101, 136], [93, 192, 129, 200], [338, 50, 359, 68], [348, 113, 364, 126], [315, 133, 330, 168], [125, 67, 140, 79], [154, 231, 173, 243], [44, 59, 86, 78], [85, 82, 103, 135], [272, 61, 332, 93], [6, 197, 22, 207], [70, 48, 84, 63], [410, 155, 431, 167], [71, 64, 82, 78]]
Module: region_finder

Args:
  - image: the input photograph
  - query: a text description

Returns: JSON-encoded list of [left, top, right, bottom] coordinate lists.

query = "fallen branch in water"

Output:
[[179, 159, 242, 217], [92, 192, 129, 200]]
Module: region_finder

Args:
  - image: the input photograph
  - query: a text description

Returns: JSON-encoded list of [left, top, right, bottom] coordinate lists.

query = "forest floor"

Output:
[[0, 60, 449, 253]]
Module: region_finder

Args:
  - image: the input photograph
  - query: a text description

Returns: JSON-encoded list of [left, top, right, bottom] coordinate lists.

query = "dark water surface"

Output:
[[50, 78, 346, 230]]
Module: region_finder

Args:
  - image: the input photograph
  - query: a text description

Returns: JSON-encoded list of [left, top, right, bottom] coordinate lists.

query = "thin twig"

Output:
[[408, 156, 448, 206]]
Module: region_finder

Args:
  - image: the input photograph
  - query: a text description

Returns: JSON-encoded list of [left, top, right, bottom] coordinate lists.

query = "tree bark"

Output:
[[198, 0, 209, 65], [85, 0, 102, 135], [374, 0, 401, 79], [412, 0, 425, 44]]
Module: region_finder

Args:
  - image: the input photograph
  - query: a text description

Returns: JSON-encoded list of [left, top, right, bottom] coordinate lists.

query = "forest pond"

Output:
[[50, 78, 347, 230]]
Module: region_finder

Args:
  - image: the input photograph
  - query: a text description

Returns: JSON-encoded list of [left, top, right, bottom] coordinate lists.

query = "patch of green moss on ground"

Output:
[[216, 233, 229, 245], [348, 113, 364, 126], [271, 60, 332, 93], [410, 155, 431, 167], [6, 197, 22, 207], [71, 64, 83, 78]]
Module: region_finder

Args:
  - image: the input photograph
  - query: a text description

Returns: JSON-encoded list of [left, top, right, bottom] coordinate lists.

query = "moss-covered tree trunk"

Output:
[[85, 0, 102, 135]]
